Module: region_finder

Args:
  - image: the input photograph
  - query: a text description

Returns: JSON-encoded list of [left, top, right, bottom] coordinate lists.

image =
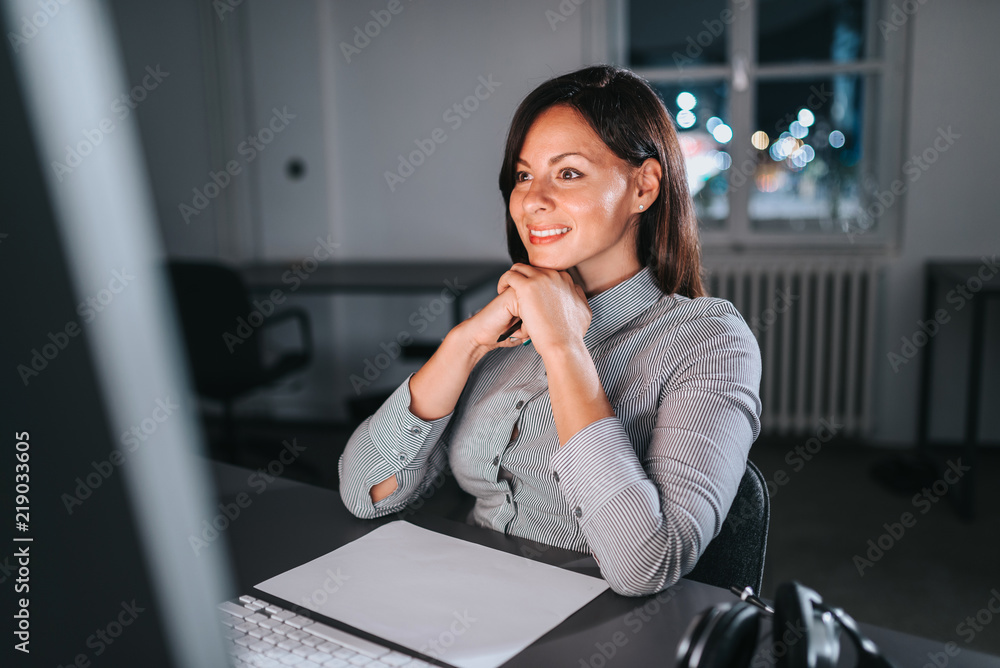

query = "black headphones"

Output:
[[676, 581, 897, 668]]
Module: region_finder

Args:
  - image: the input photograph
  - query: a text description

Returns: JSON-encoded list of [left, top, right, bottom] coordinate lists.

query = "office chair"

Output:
[[685, 460, 770, 593], [167, 260, 313, 463]]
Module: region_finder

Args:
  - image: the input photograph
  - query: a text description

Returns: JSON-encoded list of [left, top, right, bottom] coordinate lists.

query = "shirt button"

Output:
[[515, 400, 524, 409], [553, 471, 560, 482], [409, 426, 422, 435], [573, 506, 582, 518], [492, 455, 500, 466]]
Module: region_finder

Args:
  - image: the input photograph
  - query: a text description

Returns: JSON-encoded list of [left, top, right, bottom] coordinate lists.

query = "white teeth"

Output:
[[529, 227, 570, 237]]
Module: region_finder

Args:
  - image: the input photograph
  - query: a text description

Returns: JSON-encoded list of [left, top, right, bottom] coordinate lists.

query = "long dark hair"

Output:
[[498, 64, 705, 298]]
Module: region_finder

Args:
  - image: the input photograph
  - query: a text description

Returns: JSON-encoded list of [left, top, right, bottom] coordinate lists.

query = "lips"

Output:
[[528, 226, 571, 244]]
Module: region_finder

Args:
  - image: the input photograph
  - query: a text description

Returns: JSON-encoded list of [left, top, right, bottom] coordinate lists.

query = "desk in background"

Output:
[[211, 461, 1000, 668], [239, 260, 513, 332]]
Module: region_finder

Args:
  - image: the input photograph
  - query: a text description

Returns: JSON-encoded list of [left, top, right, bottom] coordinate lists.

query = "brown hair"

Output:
[[498, 64, 705, 298]]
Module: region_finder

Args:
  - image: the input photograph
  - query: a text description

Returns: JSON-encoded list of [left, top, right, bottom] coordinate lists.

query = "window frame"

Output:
[[600, 0, 911, 253]]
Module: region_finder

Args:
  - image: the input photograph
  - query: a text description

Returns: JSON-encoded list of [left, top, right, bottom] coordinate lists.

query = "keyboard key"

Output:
[[248, 627, 269, 639], [300, 636, 321, 647], [265, 648, 287, 659], [286, 616, 315, 629], [316, 642, 341, 654], [250, 640, 272, 653], [220, 601, 250, 618], [307, 624, 389, 659], [293, 645, 314, 657], [297, 662, 323, 668], [308, 652, 334, 664], [248, 613, 271, 625], [249, 657, 282, 668], [272, 610, 297, 621], [235, 622, 257, 633], [380, 653, 412, 667], [279, 655, 304, 665], [333, 648, 356, 660], [278, 639, 303, 651], [224, 628, 246, 641], [322, 660, 349, 668], [239, 595, 257, 604], [348, 656, 373, 665], [220, 612, 243, 628], [235, 635, 254, 648], [259, 618, 280, 629], [287, 630, 310, 641], [273, 623, 296, 636], [263, 633, 284, 645], [367, 662, 391, 668]]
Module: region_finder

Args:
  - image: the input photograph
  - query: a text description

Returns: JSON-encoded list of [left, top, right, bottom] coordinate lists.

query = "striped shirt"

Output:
[[338, 265, 762, 596]]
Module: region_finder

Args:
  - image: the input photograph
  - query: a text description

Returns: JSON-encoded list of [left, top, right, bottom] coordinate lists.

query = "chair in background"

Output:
[[167, 260, 313, 463], [685, 460, 770, 594]]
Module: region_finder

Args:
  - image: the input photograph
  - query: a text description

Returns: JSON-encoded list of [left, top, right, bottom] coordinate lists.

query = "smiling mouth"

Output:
[[528, 227, 570, 240]]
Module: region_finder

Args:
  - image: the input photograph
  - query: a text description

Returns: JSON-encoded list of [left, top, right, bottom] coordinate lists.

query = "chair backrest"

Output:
[[167, 261, 265, 397], [684, 459, 770, 593]]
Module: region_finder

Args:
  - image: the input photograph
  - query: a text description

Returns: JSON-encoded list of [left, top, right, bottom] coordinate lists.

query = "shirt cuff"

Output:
[[367, 372, 454, 471], [548, 416, 650, 526]]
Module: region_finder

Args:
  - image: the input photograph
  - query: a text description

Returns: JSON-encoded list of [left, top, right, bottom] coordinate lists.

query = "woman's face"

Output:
[[509, 104, 642, 296]]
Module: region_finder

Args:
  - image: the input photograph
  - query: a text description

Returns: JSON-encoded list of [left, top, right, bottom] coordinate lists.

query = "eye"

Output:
[[559, 168, 582, 179], [514, 171, 532, 183]]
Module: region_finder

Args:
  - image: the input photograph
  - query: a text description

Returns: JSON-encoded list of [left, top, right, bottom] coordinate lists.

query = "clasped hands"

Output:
[[461, 263, 592, 358]]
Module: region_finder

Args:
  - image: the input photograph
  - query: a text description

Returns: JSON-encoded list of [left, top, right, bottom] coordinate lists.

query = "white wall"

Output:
[[871, 0, 1000, 445]]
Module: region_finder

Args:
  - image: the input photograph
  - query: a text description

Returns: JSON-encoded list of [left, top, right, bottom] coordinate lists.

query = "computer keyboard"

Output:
[[218, 594, 433, 668]]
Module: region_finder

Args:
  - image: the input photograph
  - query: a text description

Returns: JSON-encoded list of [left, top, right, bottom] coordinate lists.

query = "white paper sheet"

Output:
[[255, 521, 609, 668]]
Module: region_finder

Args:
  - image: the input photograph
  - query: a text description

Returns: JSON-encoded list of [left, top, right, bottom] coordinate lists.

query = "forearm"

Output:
[[408, 324, 488, 420], [542, 341, 616, 447]]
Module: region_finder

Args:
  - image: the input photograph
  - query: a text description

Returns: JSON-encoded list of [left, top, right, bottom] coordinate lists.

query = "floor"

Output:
[[208, 416, 1000, 658]]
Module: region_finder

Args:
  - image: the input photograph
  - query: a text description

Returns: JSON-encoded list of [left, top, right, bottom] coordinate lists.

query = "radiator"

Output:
[[701, 256, 883, 437]]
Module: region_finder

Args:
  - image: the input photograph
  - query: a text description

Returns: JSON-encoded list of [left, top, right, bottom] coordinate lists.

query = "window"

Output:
[[622, 0, 908, 249]]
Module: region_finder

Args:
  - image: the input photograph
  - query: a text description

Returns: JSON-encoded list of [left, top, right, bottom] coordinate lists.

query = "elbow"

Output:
[[338, 484, 380, 520], [598, 524, 700, 597]]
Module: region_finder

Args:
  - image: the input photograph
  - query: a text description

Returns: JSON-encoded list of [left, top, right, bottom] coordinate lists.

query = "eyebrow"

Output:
[[516, 152, 591, 168]]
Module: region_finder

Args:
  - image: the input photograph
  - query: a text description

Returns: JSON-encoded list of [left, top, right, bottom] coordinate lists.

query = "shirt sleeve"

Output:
[[338, 372, 455, 519], [548, 303, 762, 596]]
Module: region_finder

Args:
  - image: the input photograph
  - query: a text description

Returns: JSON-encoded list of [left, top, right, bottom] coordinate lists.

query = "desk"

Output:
[[239, 260, 513, 328], [210, 462, 1000, 667]]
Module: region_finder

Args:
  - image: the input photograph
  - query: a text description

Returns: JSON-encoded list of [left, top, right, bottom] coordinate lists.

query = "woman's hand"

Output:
[[453, 276, 532, 356], [496, 263, 591, 358]]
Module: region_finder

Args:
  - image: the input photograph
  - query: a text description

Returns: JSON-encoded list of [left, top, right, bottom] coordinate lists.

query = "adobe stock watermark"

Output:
[[726, 418, 841, 534], [6, 0, 73, 54], [349, 276, 469, 393], [179, 106, 296, 224], [579, 583, 682, 668], [50, 64, 170, 182], [384, 74, 501, 192], [50, 600, 146, 667], [887, 254, 998, 373], [300, 567, 351, 608], [16, 267, 134, 387], [853, 459, 971, 576], [188, 439, 307, 555], [221, 234, 341, 353], [912, 587, 1000, 668], [747, 288, 798, 338], [878, 0, 933, 40], [545, 0, 587, 32], [61, 396, 180, 514], [845, 125, 960, 243], [670, 0, 751, 69], [339, 0, 414, 63], [418, 610, 477, 660]]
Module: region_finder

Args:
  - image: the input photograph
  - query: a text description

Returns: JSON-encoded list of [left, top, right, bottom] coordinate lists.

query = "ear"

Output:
[[633, 157, 662, 211]]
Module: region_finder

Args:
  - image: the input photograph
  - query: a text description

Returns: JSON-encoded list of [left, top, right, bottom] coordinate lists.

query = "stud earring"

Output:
[[638, 204, 644, 210]]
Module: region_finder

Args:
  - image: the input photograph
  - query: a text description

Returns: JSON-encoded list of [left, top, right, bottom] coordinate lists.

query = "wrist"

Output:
[[445, 323, 490, 368]]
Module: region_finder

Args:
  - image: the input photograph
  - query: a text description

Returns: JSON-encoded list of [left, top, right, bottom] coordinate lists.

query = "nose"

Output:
[[518, 178, 552, 215]]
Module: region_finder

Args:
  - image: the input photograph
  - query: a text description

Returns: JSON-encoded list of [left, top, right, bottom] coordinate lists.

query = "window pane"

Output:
[[749, 75, 869, 233], [629, 0, 730, 67], [758, 0, 866, 64], [653, 81, 731, 231]]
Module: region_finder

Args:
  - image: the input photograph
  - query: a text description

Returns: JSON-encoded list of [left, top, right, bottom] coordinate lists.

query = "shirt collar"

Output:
[[582, 265, 665, 348]]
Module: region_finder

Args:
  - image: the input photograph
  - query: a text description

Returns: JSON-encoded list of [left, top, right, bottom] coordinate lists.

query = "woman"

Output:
[[339, 64, 761, 597]]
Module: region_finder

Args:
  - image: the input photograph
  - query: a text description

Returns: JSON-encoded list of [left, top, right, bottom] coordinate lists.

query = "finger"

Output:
[[497, 268, 530, 295]]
